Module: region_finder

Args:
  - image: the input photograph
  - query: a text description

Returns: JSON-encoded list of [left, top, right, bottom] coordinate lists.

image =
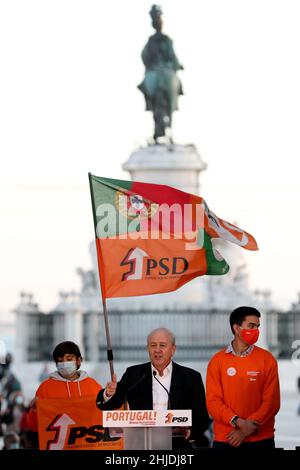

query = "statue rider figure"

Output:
[[138, 5, 184, 143]]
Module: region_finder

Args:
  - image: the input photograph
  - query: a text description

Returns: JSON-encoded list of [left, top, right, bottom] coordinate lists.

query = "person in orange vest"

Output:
[[206, 306, 280, 449], [26, 341, 101, 436]]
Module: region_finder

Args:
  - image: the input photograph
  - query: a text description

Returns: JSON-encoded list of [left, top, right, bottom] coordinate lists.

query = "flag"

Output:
[[37, 396, 123, 450], [89, 174, 258, 299]]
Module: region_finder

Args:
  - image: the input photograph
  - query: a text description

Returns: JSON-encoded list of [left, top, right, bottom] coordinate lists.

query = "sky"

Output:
[[1, 0, 300, 320]]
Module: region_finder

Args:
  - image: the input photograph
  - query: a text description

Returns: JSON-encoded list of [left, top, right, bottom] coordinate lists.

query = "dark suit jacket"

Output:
[[96, 361, 209, 443]]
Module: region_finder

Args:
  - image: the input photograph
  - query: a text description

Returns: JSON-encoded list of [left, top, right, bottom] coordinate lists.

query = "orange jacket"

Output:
[[26, 370, 101, 432], [206, 345, 280, 443]]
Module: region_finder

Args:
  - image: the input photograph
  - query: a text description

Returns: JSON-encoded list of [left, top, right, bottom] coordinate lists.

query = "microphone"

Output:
[[123, 373, 146, 410], [153, 370, 171, 409]]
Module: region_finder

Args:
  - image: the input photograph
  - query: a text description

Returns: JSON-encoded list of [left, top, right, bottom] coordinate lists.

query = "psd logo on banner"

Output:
[[37, 396, 123, 450]]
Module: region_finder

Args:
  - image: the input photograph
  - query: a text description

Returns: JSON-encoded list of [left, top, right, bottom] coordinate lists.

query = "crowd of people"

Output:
[[0, 306, 294, 450], [0, 353, 38, 449]]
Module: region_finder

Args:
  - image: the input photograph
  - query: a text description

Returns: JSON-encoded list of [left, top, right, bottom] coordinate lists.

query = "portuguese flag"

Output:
[[89, 174, 258, 299]]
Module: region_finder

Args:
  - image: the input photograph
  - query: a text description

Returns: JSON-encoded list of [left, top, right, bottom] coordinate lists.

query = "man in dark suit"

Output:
[[96, 328, 209, 448]]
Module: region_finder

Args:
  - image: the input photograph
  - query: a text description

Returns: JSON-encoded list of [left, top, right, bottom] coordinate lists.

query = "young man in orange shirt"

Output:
[[206, 306, 280, 449], [26, 341, 101, 436]]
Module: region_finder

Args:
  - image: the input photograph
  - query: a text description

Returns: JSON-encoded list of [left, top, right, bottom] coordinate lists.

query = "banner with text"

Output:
[[37, 396, 124, 450], [103, 409, 192, 428]]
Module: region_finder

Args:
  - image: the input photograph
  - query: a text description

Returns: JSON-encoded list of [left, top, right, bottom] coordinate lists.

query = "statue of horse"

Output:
[[138, 5, 183, 142]]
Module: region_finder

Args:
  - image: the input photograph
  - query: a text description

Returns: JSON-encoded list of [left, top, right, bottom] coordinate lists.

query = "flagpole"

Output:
[[102, 296, 114, 378], [88, 172, 114, 379]]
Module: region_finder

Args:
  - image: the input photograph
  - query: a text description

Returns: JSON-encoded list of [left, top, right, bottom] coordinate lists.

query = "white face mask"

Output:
[[8, 443, 20, 450], [56, 361, 77, 377]]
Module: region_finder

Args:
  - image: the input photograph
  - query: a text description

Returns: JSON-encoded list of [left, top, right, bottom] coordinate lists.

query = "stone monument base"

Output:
[[123, 143, 207, 195]]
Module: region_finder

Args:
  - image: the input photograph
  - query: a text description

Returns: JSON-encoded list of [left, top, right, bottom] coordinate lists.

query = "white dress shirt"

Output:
[[151, 362, 173, 410]]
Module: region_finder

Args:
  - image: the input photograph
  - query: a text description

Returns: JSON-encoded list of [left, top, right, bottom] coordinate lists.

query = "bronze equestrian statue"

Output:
[[138, 5, 184, 143]]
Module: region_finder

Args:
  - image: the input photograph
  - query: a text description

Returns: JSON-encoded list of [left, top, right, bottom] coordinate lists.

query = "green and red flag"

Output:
[[89, 174, 258, 299]]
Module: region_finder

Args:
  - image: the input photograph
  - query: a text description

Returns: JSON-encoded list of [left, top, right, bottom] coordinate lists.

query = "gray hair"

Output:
[[147, 328, 176, 345]]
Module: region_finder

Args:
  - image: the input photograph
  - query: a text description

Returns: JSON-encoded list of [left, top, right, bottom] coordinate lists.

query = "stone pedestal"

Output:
[[123, 143, 207, 194]]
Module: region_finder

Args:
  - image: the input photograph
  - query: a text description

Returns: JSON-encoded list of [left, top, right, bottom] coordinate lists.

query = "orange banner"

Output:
[[97, 235, 207, 298], [37, 396, 123, 450]]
